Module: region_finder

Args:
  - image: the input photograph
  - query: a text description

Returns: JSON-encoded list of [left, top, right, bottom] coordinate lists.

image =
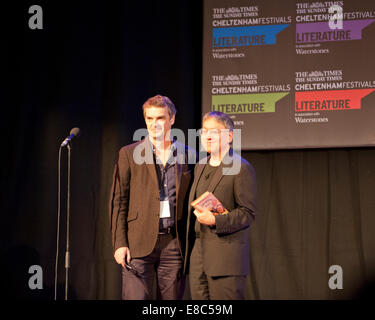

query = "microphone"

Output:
[[61, 127, 80, 147]]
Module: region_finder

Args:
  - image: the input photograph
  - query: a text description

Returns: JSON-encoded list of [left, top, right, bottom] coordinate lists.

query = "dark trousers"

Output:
[[121, 234, 185, 300], [189, 238, 247, 300]]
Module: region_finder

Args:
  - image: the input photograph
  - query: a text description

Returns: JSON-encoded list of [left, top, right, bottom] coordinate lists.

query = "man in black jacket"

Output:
[[185, 111, 257, 300]]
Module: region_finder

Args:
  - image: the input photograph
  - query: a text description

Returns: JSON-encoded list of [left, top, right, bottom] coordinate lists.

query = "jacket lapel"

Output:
[[141, 138, 159, 189], [188, 159, 206, 213], [207, 164, 224, 193], [207, 148, 236, 192], [175, 144, 186, 197]]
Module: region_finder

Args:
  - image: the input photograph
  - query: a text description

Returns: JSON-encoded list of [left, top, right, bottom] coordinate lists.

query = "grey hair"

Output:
[[202, 111, 234, 131]]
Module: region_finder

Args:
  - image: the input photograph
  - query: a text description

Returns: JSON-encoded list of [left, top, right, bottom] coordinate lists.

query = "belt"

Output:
[[158, 227, 174, 235]]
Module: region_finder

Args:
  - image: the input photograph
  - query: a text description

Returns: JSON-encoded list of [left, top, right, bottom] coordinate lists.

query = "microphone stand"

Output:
[[55, 128, 80, 300], [64, 142, 71, 300], [54, 142, 72, 300]]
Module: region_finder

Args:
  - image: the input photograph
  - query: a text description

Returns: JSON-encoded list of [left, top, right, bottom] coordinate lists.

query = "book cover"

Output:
[[191, 191, 228, 215]]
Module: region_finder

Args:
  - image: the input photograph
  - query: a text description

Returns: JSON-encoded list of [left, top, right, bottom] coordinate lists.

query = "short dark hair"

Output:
[[142, 95, 176, 119]]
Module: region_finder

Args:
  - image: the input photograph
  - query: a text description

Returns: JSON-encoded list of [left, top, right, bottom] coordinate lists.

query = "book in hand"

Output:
[[191, 191, 228, 216]]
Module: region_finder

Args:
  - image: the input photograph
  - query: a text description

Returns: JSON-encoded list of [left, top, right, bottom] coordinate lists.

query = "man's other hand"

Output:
[[114, 247, 131, 268]]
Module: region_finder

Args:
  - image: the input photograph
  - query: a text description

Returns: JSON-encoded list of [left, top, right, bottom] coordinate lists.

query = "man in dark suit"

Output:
[[109, 95, 195, 299], [185, 111, 257, 300]]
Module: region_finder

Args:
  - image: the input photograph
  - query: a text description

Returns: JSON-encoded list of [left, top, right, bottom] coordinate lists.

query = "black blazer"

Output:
[[184, 150, 257, 276]]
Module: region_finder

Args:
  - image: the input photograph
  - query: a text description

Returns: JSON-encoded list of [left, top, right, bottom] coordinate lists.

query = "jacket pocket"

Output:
[[217, 230, 246, 244], [127, 211, 138, 222]]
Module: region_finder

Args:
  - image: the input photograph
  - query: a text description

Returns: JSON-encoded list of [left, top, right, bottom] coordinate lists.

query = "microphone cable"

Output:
[[54, 146, 62, 300]]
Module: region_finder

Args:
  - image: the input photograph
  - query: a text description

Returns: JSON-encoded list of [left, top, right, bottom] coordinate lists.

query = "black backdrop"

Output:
[[2, 1, 375, 300]]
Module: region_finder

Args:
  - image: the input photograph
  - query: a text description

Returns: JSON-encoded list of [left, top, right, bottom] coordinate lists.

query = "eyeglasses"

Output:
[[199, 128, 231, 136]]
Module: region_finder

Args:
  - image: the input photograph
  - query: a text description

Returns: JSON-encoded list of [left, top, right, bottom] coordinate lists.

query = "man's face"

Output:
[[144, 106, 175, 141], [201, 117, 233, 156]]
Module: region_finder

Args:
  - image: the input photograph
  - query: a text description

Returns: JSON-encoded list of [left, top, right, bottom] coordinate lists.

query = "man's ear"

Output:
[[228, 130, 234, 144], [170, 115, 175, 125]]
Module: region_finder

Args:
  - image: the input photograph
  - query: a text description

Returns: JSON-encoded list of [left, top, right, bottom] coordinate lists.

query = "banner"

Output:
[[202, 0, 375, 149]]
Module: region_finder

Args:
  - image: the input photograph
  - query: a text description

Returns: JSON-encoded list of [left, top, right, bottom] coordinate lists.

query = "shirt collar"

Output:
[[148, 136, 177, 165]]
